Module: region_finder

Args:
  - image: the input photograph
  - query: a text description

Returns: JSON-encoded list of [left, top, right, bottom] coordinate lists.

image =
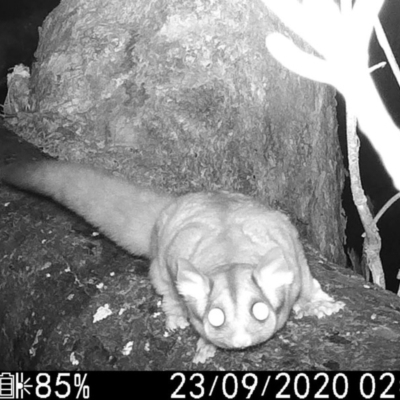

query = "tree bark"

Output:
[[4, 0, 345, 263], [1, 126, 399, 371]]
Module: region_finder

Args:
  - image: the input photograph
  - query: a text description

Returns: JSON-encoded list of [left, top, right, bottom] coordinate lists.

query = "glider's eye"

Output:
[[252, 302, 269, 321], [208, 308, 225, 327]]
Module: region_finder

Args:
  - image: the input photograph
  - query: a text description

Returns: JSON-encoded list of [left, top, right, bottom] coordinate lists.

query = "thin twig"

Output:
[[374, 192, 400, 224]]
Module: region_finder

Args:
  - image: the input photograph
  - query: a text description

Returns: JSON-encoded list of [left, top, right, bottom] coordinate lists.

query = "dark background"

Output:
[[0, 0, 60, 104], [339, 0, 400, 293]]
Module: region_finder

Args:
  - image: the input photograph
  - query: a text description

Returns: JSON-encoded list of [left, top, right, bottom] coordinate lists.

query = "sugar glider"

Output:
[[1, 161, 345, 363]]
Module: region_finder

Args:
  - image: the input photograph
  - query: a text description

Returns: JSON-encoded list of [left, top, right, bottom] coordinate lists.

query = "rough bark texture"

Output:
[[4, 0, 345, 263], [2, 126, 400, 371]]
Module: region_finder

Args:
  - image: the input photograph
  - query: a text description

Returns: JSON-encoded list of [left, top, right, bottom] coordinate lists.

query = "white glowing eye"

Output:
[[252, 302, 269, 321], [208, 308, 225, 327]]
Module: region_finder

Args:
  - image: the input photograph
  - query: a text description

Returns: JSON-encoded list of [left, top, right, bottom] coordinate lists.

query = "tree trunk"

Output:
[[4, 0, 345, 264], [1, 125, 399, 371]]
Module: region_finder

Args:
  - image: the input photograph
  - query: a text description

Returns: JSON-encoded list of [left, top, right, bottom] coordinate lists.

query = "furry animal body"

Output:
[[1, 161, 345, 363]]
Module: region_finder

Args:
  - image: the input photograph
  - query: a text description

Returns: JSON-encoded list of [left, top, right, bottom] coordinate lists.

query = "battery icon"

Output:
[[0, 373, 15, 399]]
